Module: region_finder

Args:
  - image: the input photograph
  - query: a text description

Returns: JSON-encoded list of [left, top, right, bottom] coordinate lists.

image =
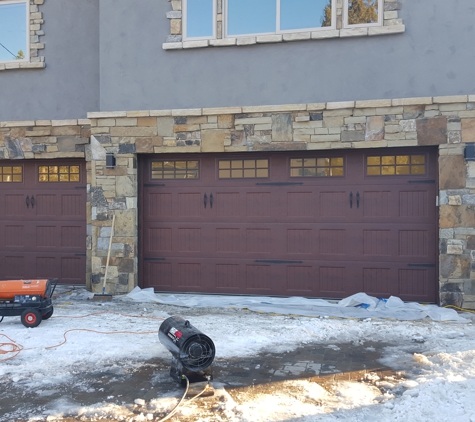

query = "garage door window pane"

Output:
[[151, 160, 200, 179], [367, 155, 426, 176], [411, 155, 425, 165], [290, 156, 344, 177], [396, 166, 410, 175], [331, 167, 344, 176], [218, 159, 269, 179], [412, 165, 425, 175]]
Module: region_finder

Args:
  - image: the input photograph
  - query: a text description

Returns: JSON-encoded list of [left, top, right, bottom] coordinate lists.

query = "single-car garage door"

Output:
[[0, 160, 87, 284], [140, 147, 437, 302]]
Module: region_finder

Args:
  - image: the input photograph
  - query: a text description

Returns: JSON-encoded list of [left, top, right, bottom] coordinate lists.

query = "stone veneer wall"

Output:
[[164, 0, 405, 50], [0, 0, 46, 71], [1, 94, 475, 306]]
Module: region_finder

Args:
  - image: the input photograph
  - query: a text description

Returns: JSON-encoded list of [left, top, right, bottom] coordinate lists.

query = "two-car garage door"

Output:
[[140, 147, 438, 302]]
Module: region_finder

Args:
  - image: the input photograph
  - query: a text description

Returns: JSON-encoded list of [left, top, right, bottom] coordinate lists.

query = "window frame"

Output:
[[182, 0, 217, 41], [224, 0, 337, 38], [343, 0, 383, 29], [0, 0, 30, 64]]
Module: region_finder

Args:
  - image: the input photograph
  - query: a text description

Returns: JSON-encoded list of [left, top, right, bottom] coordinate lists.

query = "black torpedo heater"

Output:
[[158, 316, 216, 384]]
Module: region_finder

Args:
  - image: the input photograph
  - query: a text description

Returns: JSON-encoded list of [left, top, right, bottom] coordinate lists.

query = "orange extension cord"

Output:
[[0, 333, 23, 363], [0, 312, 165, 362]]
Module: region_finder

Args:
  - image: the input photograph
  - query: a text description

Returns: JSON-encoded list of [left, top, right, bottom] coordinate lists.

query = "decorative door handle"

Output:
[[204, 193, 207, 209], [356, 192, 360, 209], [31, 195, 35, 209], [349, 192, 353, 209], [210, 193, 213, 209], [26, 195, 30, 209]]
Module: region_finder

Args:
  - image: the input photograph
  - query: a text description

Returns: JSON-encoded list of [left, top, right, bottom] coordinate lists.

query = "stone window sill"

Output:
[[0, 60, 45, 71], [163, 25, 405, 50]]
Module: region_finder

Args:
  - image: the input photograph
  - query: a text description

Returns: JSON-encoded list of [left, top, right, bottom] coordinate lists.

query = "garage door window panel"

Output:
[[290, 157, 344, 177], [38, 166, 80, 182], [151, 160, 200, 180], [0, 166, 22, 182], [219, 159, 269, 179], [366, 155, 426, 176]]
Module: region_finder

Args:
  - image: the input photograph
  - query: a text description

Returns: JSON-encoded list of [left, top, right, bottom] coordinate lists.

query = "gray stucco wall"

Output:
[[0, 0, 99, 121], [98, 0, 475, 112]]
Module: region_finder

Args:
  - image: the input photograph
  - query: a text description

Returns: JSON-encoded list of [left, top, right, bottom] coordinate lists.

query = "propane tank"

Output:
[[158, 316, 215, 384]]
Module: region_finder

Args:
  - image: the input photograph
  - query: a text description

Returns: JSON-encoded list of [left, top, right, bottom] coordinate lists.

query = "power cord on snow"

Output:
[[444, 305, 475, 315], [45, 328, 158, 349], [0, 333, 23, 363], [0, 312, 165, 359], [156, 376, 210, 422]]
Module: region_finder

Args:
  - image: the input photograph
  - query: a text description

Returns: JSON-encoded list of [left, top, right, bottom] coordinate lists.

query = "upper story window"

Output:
[[0, 0, 28, 63], [165, 0, 401, 50], [226, 0, 334, 37], [182, 0, 384, 40], [183, 0, 336, 40]]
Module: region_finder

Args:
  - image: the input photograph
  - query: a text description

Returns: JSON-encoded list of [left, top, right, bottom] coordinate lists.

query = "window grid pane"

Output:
[[151, 160, 200, 179], [347, 0, 379, 25], [290, 157, 344, 178], [218, 159, 269, 179], [186, 0, 214, 38], [0, 166, 23, 183], [38, 165, 81, 182], [0, 2, 27, 62], [366, 155, 426, 176], [280, 0, 332, 30]]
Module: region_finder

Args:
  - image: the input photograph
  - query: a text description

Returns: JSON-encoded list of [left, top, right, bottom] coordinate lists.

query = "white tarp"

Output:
[[122, 287, 469, 323]]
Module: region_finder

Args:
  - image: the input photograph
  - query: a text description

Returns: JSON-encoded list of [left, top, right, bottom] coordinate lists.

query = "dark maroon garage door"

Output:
[[0, 160, 87, 284], [139, 147, 438, 302]]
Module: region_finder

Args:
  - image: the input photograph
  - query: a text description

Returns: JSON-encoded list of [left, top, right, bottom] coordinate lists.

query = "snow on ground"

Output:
[[1, 287, 475, 421]]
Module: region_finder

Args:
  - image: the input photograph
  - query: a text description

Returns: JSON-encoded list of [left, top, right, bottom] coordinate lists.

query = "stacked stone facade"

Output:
[[2, 94, 475, 307]]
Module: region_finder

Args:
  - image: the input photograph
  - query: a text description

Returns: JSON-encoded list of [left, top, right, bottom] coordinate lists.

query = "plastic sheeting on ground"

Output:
[[121, 287, 470, 323]]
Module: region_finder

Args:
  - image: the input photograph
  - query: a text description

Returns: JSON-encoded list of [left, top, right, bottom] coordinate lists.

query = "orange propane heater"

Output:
[[0, 278, 57, 327]]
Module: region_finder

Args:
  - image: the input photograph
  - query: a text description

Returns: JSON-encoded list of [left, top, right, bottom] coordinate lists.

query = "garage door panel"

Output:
[[4, 194, 26, 217], [285, 265, 317, 295], [3, 255, 28, 279], [318, 228, 347, 256], [318, 191, 348, 218], [398, 267, 435, 300], [318, 264, 353, 297], [246, 192, 272, 217], [2, 224, 26, 249], [144, 260, 172, 288], [286, 228, 314, 255]]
